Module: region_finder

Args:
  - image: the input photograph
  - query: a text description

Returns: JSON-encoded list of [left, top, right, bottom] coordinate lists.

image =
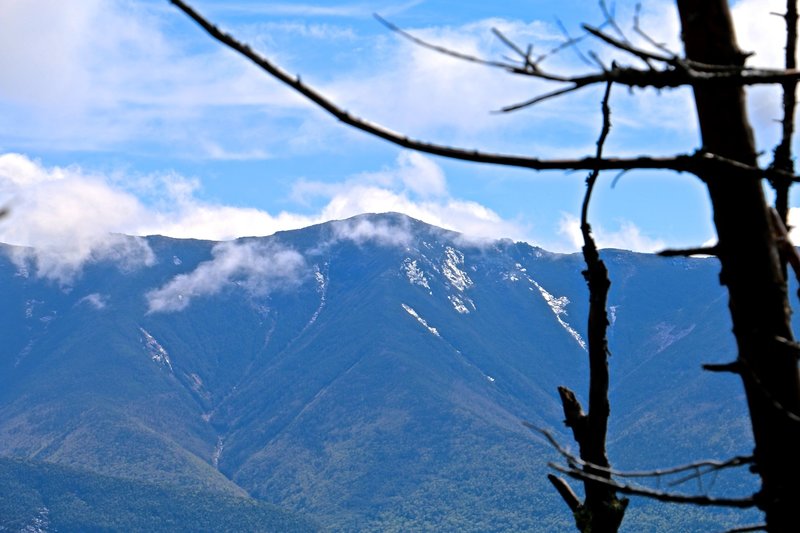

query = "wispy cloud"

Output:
[[146, 240, 306, 313], [206, 1, 423, 18], [557, 213, 667, 253], [330, 216, 413, 247]]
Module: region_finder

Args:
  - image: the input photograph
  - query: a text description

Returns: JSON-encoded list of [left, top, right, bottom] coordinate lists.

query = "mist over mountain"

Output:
[[0, 213, 765, 531]]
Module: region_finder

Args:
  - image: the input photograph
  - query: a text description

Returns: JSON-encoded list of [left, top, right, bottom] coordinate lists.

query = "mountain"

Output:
[[0, 456, 319, 532], [0, 213, 768, 531]]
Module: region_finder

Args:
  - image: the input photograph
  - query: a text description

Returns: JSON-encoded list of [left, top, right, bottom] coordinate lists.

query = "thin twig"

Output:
[[550, 462, 758, 508], [583, 24, 672, 65], [528, 425, 753, 481], [633, 3, 676, 57], [553, 18, 595, 67], [600, 0, 630, 44]]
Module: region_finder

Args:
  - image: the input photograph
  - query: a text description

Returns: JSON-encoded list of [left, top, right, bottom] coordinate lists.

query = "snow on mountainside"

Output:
[[0, 213, 765, 531]]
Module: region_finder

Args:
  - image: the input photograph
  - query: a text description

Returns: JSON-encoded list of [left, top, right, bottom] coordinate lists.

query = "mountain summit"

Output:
[[0, 213, 760, 531]]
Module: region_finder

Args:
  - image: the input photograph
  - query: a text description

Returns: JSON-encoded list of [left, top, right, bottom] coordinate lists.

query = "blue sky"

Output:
[[0, 0, 795, 269]]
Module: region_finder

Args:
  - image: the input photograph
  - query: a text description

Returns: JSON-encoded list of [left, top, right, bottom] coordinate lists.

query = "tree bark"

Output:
[[677, 2, 800, 530]]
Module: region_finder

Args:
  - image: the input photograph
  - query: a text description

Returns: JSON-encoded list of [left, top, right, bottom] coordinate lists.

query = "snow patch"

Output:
[[527, 277, 586, 350], [609, 305, 618, 327], [448, 294, 475, 314], [651, 322, 696, 353], [20, 506, 50, 533], [306, 264, 328, 328], [403, 258, 430, 290], [139, 327, 173, 371], [442, 246, 472, 292], [212, 436, 224, 469], [401, 303, 440, 337], [15, 340, 34, 368], [24, 299, 40, 319]]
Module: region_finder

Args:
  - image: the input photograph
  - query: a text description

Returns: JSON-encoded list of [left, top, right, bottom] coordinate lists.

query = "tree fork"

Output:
[[677, 2, 800, 530]]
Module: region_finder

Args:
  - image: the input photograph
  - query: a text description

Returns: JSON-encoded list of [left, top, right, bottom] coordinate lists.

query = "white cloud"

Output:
[[787, 208, 800, 243], [330, 216, 412, 247], [146, 240, 306, 313], [0, 0, 312, 155], [0, 151, 535, 282], [293, 151, 529, 241], [557, 213, 666, 253], [0, 153, 154, 285]]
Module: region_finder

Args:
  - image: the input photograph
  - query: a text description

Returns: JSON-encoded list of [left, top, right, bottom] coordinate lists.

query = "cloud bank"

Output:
[[146, 241, 306, 313], [0, 149, 669, 288], [0, 153, 154, 285]]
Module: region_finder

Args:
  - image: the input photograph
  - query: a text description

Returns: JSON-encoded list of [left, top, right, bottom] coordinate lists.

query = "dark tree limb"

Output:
[[550, 80, 627, 533], [548, 474, 582, 513], [657, 245, 720, 257], [703, 361, 742, 374], [769, 0, 798, 242], [677, 3, 800, 527]]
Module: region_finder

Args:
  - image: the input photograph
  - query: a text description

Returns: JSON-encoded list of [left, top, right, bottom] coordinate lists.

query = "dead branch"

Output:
[[703, 361, 742, 374], [553, 18, 597, 68], [583, 24, 671, 66], [657, 245, 719, 257], [769, 0, 798, 233], [633, 3, 676, 57], [769, 208, 800, 296], [529, 425, 753, 482], [549, 462, 758, 508], [547, 474, 582, 513], [551, 80, 627, 531], [170, 1, 800, 185]]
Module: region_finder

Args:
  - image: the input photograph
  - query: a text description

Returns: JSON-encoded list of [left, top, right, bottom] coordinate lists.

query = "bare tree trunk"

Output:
[[677, 2, 800, 530]]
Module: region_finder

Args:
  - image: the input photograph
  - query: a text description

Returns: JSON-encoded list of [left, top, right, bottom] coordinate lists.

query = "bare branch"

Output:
[[770, 200, 800, 301], [583, 24, 672, 65], [553, 18, 596, 68], [373, 10, 800, 94], [657, 245, 719, 257], [547, 474, 582, 513], [490, 27, 531, 66], [633, 3, 676, 57], [703, 361, 742, 374], [499, 84, 585, 112], [769, 0, 798, 230], [529, 425, 753, 481], [599, 0, 631, 45], [170, 0, 800, 182], [549, 462, 758, 508], [374, 14, 522, 73]]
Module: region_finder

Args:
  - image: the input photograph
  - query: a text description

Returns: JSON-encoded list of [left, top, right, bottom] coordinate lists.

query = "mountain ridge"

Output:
[[0, 212, 763, 531]]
